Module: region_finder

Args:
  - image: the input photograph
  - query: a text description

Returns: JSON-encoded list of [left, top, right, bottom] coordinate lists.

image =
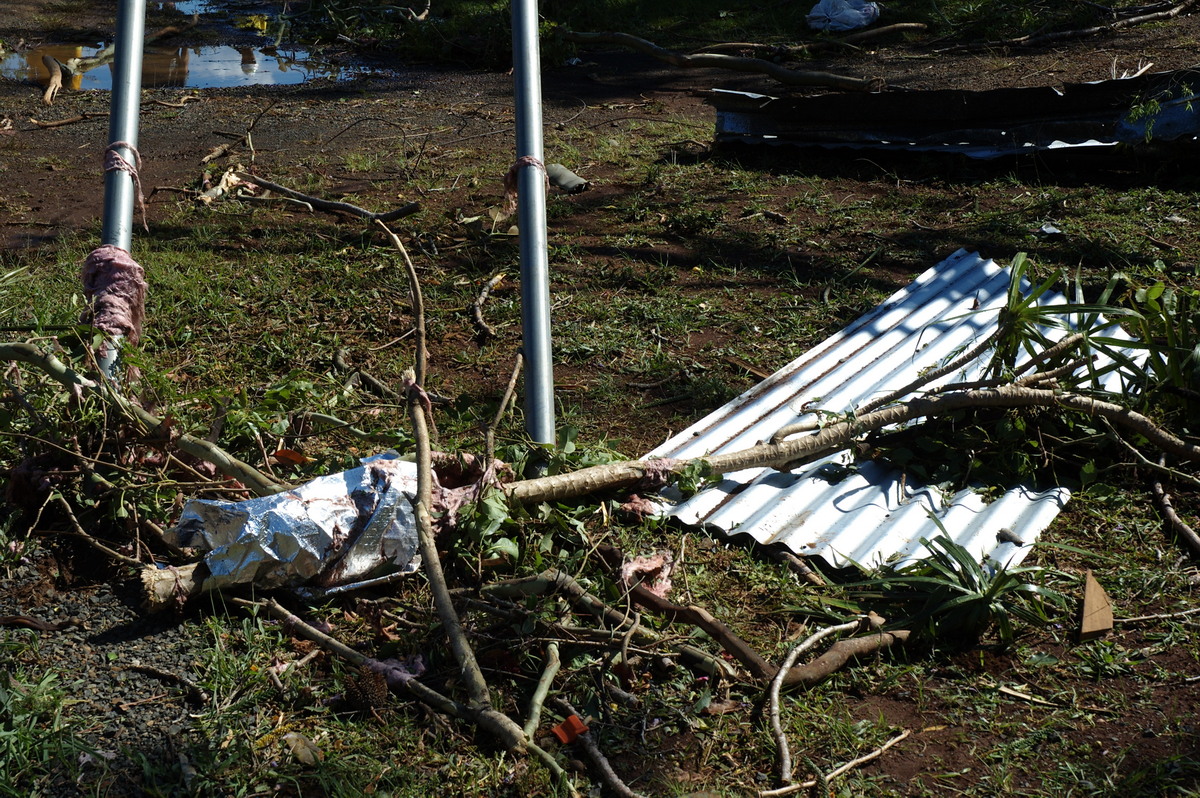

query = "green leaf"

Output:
[[487, 536, 520, 560]]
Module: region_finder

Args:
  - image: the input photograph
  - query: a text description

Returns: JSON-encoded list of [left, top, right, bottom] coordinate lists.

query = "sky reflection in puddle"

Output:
[[1, 44, 360, 90]]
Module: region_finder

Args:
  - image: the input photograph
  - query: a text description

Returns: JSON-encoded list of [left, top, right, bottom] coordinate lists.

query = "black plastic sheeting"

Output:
[[710, 68, 1200, 158]]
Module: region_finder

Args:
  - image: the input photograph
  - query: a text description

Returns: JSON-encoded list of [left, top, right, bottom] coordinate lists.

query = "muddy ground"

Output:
[[2, 1, 1200, 796]]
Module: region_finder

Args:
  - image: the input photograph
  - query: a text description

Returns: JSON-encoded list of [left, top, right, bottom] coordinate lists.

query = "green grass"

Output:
[[0, 635, 102, 796]]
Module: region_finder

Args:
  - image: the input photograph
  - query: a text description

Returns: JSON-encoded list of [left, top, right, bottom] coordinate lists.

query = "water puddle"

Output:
[[1, 43, 364, 89]]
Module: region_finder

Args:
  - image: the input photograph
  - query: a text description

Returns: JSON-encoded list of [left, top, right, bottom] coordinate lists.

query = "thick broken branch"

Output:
[[505, 385, 1200, 505], [41, 55, 64, 105], [1152, 465, 1200, 559], [236, 172, 420, 222], [562, 30, 884, 92]]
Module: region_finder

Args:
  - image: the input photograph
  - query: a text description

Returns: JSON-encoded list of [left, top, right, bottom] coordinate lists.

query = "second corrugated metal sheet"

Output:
[[648, 249, 1133, 570]]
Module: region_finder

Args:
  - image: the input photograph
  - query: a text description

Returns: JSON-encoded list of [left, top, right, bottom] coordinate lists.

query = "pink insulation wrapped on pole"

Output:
[[81, 244, 147, 347]]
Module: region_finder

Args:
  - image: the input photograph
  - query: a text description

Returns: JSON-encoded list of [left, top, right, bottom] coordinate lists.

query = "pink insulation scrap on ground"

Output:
[[619, 551, 675, 599]]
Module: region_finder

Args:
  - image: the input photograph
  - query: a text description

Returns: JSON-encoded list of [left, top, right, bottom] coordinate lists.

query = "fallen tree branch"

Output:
[[562, 30, 884, 92], [523, 641, 560, 738], [238, 597, 573, 790], [483, 570, 738, 680], [1115, 606, 1200, 624], [471, 273, 506, 339], [505, 385, 1200, 505], [487, 353, 523, 464], [554, 699, 646, 798], [780, 628, 910, 688], [758, 728, 912, 797], [1, 342, 287, 497], [52, 494, 146, 568], [769, 617, 870, 783], [1152, 463, 1200, 559], [29, 112, 109, 128], [376, 221, 427, 386], [940, 0, 1199, 50], [597, 545, 776, 680], [237, 172, 420, 223]]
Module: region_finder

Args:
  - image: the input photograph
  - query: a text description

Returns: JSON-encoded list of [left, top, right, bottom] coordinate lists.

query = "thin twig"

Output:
[[855, 330, 999, 417], [1103, 420, 1200, 490], [486, 353, 524, 464], [1152, 464, 1200, 559], [0, 344, 285, 495], [376, 221, 427, 388], [53, 495, 146, 568], [769, 617, 869, 784], [1115, 606, 1200, 623], [523, 641, 561, 739], [758, 729, 912, 797], [472, 273, 506, 338], [939, 0, 1199, 50], [235, 172, 420, 222], [562, 30, 884, 92]]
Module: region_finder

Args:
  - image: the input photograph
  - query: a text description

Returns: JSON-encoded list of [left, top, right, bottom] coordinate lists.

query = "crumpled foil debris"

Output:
[[166, 453, 420, 591]]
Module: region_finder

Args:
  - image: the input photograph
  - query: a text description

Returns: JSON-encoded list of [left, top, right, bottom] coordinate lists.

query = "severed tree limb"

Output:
[[779, 629, 909, 688], [504, 385, 1200, 506], [237, 172, 420, 223], [562, 30, 884, 92], [1152, 458, 1200, 559]]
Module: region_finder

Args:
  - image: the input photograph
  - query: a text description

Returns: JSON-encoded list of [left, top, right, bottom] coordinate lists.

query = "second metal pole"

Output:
[[511, 0, 556, 447]]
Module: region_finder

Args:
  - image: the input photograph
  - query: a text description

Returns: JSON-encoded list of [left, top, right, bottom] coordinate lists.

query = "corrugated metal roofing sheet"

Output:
[[649, 249, 1133, 570], [709, 68, 1200, 158]]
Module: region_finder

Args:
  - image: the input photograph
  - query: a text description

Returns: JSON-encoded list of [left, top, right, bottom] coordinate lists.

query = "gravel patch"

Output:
[[2, 548, 218, 796]]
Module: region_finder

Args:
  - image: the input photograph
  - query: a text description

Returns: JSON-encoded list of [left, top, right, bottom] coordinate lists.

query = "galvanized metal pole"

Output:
[[96, 0, 146, 378], [101, 0, 147, 252], [511, 0, 556, 447]]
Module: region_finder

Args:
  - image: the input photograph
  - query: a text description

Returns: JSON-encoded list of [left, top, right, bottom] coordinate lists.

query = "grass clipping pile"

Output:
[[3, 217, 1200, 795]]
